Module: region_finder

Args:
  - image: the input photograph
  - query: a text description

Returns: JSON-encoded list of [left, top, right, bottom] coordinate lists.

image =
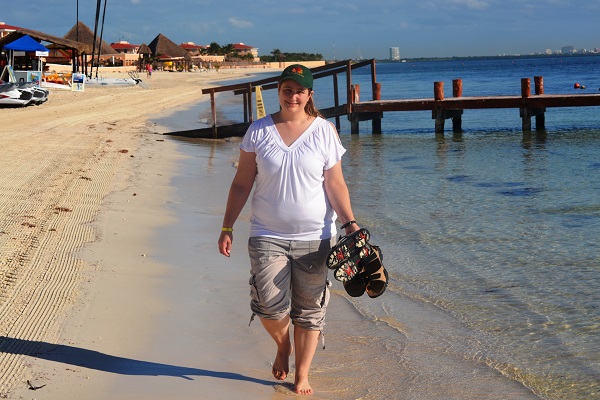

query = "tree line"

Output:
[[260, 49, 324, 62], [202, 43, 323, 62]]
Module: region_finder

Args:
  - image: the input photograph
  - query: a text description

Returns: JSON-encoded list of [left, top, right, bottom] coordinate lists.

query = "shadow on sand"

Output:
[[0, 336, 273, 385]]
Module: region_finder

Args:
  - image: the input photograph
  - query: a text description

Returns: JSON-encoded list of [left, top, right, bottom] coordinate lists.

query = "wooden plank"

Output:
[[526, 94, 600, 108], [353, 94, 600, 113], [319, 105, 347, 119], [203, 59, 376, 95]]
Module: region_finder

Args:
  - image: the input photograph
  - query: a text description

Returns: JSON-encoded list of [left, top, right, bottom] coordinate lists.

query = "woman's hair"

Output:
[[305, 96, 322, 118]]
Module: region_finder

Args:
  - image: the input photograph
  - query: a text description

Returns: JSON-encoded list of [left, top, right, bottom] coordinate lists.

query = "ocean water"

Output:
[[157, 56, 600, 399]]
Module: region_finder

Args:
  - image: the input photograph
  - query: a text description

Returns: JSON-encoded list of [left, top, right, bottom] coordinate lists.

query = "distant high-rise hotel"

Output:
[[390, 47, 400, 61]]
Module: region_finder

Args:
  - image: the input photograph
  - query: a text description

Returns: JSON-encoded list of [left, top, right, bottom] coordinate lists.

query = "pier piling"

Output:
[[520, 77, 546, 131], [433, 80, 463, 134], [534, 76, 546, 130]]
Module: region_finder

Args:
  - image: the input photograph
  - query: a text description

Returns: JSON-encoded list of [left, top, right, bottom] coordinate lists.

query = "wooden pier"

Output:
[[165, 59, 600, 138]]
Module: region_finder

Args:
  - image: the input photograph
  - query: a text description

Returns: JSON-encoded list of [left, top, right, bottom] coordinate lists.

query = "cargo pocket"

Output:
[[249, 275, 260, 302], [319, 280, 332, 350], [248, 275, 260, 326], [320, 279, 332, 309]]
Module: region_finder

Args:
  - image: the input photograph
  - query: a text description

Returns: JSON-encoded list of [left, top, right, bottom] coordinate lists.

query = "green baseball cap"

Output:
[[278, 64, 313, 89]]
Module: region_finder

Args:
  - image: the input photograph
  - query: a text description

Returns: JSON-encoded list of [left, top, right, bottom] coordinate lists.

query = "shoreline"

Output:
[[0, 69, 541, 399]]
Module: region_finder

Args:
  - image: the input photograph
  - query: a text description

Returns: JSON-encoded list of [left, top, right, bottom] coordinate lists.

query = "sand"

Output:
[[0, 69, 541, 399], [0, 68, 278, 399]]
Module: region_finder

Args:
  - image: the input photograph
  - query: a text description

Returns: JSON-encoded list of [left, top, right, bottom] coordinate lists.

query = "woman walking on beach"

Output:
[[218, 64, 359, 396]]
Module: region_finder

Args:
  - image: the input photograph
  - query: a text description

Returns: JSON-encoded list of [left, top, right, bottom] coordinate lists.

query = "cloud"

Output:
[[450, 0, 489, 10], [228, 17, 254, 28], [130, 0, 142, 4]]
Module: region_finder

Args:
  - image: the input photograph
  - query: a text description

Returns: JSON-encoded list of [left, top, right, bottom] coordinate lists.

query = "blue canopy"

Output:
[[4, 35, 49, 53]]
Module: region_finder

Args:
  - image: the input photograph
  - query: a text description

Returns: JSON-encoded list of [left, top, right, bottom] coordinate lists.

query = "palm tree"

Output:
[[206, 42, 221, 56], [221, 44, 234, 57]]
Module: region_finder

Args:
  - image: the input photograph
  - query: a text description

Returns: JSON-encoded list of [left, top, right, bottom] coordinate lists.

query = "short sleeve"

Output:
[[240, 124, 257, 152], [323, 121, 346, 170]]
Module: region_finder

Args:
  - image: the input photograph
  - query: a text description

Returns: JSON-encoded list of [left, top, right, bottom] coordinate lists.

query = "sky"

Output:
[[3, 0, 600, 60]]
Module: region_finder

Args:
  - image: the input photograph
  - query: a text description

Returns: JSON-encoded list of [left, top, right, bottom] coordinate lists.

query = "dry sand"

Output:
[[0, 68, 280, 399], [0, 69, 541, 399]]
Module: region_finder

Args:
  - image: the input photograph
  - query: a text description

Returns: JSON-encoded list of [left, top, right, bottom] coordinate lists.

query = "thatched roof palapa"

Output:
[[0, 27, 91, 53], [64, 21, 117, 55], [138, 43, 152, 55], [148, 33, 191, 60]]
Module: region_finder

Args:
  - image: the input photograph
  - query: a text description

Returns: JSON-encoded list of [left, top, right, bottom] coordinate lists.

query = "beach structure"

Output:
[[0, 27, 90, 75], [148, 33, 192, 71], [0, 22, 129, 78], [167, 59, 379, 138], [137, 43, 152, 71], [63, 21, 121, 70], [164, 58, 600, 138], [1, 34, 49, 85], [63, 21, 116, 57]]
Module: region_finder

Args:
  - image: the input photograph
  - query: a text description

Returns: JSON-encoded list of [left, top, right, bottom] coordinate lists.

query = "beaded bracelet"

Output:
[[340, 220, 356, 229]]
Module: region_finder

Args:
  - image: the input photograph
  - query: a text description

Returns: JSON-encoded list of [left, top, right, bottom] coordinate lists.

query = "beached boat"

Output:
[[0, 83, 33, 107], [0, 82, 49, 107], [17, 82, 49, 105]]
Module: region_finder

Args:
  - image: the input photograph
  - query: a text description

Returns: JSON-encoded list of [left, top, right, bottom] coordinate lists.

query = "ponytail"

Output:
[[305, 96, 322, 118]]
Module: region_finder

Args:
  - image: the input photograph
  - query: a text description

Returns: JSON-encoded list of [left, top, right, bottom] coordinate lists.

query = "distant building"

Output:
[[390, 47, 400, 61], [180, 42, 207, 57], [232, 42, 258, 59], [0, 22, 19, 39], [110, 41, 140, 54], [561, 45, 575, 54]]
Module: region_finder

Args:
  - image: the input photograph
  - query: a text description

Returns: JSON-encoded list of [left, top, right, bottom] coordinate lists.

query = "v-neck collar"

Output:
[[270, 115, 320, 150]]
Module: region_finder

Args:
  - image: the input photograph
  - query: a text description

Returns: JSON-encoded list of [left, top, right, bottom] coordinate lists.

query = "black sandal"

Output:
[[327, 228, 371, 282], [343, 245, 388, 298]]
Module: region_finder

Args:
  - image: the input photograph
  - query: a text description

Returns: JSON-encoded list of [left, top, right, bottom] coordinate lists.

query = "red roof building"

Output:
[[180, 41, 206, 56], [110, 41, 140, 54], [232, 42, 258, 59], [0, 22, 20, 39]]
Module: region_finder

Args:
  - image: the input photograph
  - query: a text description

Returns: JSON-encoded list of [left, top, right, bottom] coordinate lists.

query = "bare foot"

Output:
[[272, 342, 292, 380], [294, 375, 313, 396]]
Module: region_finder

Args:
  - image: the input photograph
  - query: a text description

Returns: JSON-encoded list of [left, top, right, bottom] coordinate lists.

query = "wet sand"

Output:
[[0, 69, 540, 399]]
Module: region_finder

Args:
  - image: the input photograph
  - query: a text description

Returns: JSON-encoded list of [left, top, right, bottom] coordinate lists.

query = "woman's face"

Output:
[[278, 79, 312, 113]]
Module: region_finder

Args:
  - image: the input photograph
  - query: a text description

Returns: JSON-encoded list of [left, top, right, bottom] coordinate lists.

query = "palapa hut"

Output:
[[63, 21, 117, 56], [148, 33, 192, 71], [63, 21, 117, 72], [0, 27, 90, 73], [137, 43, 152, 72]]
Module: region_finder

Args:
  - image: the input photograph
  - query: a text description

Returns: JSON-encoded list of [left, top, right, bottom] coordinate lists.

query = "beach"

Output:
[[0, 69, 541, 399]]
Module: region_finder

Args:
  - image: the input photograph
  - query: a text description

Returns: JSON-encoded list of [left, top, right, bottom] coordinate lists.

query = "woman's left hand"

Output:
[[218, 231, 233, 257]]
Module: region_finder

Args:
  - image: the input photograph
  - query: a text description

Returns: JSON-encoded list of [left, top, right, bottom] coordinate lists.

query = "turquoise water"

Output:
[[158, 56, 600, 399], [341, 131, 600, 399]]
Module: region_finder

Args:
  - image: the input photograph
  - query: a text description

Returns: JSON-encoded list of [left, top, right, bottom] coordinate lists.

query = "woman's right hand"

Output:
[[218, 231, 233, 257]]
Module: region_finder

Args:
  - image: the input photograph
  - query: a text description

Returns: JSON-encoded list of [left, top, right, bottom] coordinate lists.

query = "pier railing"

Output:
[[165, 59, 600, 138], [166, 59, 379, 138]]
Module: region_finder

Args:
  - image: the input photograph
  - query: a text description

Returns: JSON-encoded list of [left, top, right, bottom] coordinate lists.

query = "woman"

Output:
[[218, 64, 359, 396]]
